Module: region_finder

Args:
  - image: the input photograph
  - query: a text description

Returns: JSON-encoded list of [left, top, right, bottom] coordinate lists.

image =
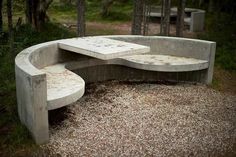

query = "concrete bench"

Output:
[[15, 35, 216, 144], [172, 7, 205, 32], [146, 6, 205, 32]]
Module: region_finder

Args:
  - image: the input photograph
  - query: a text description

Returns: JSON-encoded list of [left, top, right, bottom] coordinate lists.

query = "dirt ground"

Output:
[[41, 81, 236, 157]]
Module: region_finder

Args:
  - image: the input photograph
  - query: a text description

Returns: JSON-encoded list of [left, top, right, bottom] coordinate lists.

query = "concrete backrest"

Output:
[[106, 36, 214, 60]]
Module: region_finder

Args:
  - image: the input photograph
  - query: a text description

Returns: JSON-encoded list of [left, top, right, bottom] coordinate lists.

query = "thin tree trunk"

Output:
[[0, 0, 3, 32], [77, 0, 86, 37], [26, 0, 33, 24], [30, 0, 52, 30], [208, 0, 214, 13], [176, 0, 186, 37], [160, 0, 164, 34], [131, 0, 144, 35], [32, 0, 39, 29], [7, 0, 13, 50], [162, 0, 171, 36], [101, 0, 115, 17]]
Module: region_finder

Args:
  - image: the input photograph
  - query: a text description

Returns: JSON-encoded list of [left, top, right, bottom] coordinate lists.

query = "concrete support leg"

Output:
[[15, 66, 49, 144]]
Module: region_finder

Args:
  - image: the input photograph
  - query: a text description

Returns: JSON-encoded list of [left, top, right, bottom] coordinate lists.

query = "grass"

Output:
[[48, 0, 133, 24], [0, 23, 76, 156]]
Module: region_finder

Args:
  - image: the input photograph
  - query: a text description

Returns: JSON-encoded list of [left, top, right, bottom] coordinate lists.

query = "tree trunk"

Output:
[[161, 0, 171, 36], [160, 0, 164, 34], [101, 0, 115, 17], [29, 0, 53, 30], [77, 0, 86, 37], [26, 0, 33, 24], [0, 0, 3, 32], [208, 0, 214, 13], [176, 0, 186, 37], [7, 0, 13, 50], [131, 0, 144, 35]]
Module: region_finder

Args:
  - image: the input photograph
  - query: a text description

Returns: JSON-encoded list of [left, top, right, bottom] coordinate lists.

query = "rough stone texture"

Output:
[[43, 82, 236, 156], [58, 37, 150, 60]]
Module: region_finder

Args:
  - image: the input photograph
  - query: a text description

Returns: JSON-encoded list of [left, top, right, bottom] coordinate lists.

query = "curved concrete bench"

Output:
[[15, 35, 216, 144]]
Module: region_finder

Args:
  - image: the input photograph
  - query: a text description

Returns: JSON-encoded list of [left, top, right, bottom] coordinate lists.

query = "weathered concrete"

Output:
[[119, 54, 209, 72], [15, 35, 216, 144], [58, 37, 150, 60], [41, 64, 85, 110]]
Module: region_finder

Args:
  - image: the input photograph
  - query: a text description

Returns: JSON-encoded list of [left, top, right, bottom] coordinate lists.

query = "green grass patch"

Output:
[[48, 0, 133, 23]]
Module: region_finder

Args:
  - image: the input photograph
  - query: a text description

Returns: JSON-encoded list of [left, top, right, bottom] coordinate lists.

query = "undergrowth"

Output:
[[198, 13, 236, 71]]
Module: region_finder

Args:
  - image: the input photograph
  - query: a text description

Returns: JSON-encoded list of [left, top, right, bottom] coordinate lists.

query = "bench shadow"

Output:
[[48, 106, 71, 127]]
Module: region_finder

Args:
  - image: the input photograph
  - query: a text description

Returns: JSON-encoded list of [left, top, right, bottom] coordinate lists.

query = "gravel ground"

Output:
[[42, 81, 236, 157]]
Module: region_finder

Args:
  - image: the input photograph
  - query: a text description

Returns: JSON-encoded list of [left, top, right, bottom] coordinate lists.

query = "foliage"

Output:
[[198, 13, 236, 70], [49, 0, 133, 22]]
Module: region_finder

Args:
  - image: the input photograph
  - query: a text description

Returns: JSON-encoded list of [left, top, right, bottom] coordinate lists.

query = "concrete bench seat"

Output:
[[15, 35, 216, 144], [120, 54, 209, 72], [41, 64, 85, 110]]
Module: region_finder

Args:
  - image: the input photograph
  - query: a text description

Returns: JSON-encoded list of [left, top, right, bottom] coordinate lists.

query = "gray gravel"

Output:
[[43, 81, 236, 157]]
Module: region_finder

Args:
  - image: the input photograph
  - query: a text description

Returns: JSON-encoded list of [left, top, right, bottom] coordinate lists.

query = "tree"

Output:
[[176, 0, 186, 37], [131, 0, 144, 35], [26, 0, 33, 24], [77, 0, 85, 37], [0, 0, 3, 32], [160, 0, 171, 36], [101, 0, 115, 17], [26, 0, 53, 30], [7, 0, 13, 50]]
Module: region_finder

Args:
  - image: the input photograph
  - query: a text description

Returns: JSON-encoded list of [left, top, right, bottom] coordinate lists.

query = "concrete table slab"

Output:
[[58, 37, 150, 60]]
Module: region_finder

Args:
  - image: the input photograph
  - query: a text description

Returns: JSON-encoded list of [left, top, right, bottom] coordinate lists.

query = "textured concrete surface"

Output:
[[41, 64, 85, 110], [43, 82, 236, 156], [58, 37, 150, 60], [120, 54, 209, 72]]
